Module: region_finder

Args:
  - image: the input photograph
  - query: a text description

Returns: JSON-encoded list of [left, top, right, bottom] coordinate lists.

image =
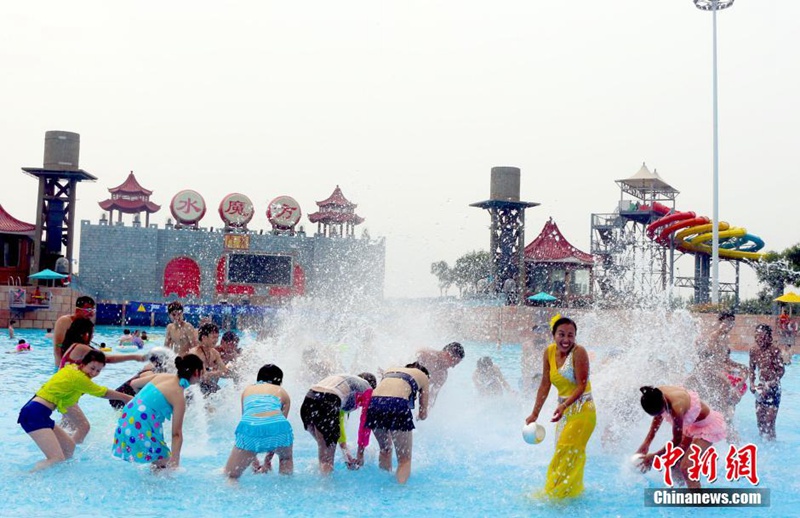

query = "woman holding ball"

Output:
[[524, 316, 596, 499]]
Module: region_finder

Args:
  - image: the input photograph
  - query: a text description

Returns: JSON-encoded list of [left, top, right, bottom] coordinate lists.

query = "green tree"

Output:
[[753, 248, 800, 299], [451, 251, 492, 297], [430, 261, 453, 296]]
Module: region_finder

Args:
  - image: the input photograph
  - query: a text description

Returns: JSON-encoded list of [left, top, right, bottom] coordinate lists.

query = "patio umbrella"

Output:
[[774, 292, 800, 304], [28, 269, 68, 280], [775, 291, 800, 316], [527, 291, 558, 302]]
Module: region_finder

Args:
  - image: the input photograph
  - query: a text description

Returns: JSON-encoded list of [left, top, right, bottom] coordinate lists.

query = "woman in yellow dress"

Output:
[[525, 316, 596, 499]]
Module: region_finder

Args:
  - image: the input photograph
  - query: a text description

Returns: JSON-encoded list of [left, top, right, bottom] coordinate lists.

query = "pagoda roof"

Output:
[[99, 199, 161, 213], [524, 218, 594, 265], [0, 205, 35, 235], [108, 171, 154, 196], [316, 185, 357, 208]]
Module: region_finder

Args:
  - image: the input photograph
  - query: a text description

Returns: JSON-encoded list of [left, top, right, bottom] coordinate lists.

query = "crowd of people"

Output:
[[10, 296, 794, 499], [14, 297, 466, 485]]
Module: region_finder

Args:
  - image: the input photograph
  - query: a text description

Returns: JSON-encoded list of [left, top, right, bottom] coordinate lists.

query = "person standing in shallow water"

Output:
[[524, 316, 596, 499], [365, 362, 429, 484], [164, 301, 197, 356], [749, 324, 785, 440]]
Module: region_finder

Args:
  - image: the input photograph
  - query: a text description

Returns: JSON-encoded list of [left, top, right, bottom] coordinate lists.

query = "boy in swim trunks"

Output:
[[749, 324, 785, 440], [364, 362, 429, 484], [164, 301, 198, 356]]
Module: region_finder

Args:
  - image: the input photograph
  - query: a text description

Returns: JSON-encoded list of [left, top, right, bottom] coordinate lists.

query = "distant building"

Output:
[[524, 218, 594, 307]]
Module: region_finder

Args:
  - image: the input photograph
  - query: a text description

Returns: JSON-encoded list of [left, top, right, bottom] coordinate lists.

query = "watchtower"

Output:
[[471, 166, 539, 304], [22, 131, 96, 275]]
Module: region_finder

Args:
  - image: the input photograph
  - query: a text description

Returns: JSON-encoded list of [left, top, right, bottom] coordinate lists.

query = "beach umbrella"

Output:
[[527, 291, 558, 302], [28, 269, 68, 280]]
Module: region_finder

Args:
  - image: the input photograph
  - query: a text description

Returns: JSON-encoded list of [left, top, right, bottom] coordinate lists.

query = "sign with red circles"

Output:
[[267, 196, 302, 230], [218, 193, 254, 227], [170, 189, 206, 224]]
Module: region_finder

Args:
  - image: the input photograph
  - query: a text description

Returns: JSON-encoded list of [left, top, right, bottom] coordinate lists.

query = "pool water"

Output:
[[1, 324, 797, 517]]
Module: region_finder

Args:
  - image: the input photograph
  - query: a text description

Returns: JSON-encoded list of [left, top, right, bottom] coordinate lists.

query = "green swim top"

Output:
[[36, 364, 108, 413]]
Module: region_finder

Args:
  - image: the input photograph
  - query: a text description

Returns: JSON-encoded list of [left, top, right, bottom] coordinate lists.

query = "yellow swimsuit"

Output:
[[542, 343, 596, 499]]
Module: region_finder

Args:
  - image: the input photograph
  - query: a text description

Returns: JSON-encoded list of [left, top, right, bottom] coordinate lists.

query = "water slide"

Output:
[[644, 202, 765, 260]]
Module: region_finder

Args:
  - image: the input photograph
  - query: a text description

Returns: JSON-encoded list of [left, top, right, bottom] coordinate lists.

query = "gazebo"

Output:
[[0, 205, 35, 285], [524, 217, 595, 306], [99, 171, 161, 227], [308, 185, 364, 237]]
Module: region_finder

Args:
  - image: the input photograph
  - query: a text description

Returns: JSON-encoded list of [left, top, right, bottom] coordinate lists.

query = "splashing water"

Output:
[[1, 301, 798, 516]]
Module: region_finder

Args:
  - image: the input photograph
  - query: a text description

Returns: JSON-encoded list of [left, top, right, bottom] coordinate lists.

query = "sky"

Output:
[[1, 1, 798, 299]]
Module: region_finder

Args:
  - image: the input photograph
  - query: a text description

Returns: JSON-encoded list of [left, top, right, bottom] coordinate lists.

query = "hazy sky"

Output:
[[2, 1, 797, 299]]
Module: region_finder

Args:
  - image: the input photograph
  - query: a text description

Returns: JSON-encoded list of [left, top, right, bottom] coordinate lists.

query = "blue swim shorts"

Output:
[[18, 399, 56, 433]]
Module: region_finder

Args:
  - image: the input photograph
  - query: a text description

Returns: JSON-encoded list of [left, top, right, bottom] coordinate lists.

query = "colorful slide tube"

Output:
[[644, 202, 765, 260]]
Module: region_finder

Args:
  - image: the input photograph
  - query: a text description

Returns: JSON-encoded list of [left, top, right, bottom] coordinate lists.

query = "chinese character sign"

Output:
[[218, 193, 254, 228], [170, 189, 207, 225], [651, 442, 760, 487], [267, 195, 302, 230]]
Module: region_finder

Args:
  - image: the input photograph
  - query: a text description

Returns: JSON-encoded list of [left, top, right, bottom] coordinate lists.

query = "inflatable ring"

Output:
[[100, 347, 113, 352]]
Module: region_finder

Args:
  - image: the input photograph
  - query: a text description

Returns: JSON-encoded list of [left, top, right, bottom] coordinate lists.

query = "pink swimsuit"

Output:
[[664, 390, 726, 443]]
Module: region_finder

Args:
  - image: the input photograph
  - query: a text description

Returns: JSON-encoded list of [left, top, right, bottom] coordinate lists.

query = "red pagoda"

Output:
[[99, 171, 160, 227], [0, 205, 35, 285], [308, 186, 364, 237], [524, 217, 594, 306]]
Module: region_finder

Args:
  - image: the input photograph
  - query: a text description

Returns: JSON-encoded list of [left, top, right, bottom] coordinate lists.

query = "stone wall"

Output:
[[78, 221, 385, 303]]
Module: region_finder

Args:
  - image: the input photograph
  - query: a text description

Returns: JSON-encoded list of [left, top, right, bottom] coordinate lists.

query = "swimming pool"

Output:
[[1, 319, 797, 517]]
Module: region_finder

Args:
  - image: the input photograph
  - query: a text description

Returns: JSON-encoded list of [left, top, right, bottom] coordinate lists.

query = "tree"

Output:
[[430, 261, 453, 296], [451, 251, 492, 297]]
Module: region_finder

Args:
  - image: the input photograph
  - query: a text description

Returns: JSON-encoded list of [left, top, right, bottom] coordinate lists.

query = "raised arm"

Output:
[[106, 353, 147, 364], [130, 372, 158, 391], [525, 348, 552, 424]]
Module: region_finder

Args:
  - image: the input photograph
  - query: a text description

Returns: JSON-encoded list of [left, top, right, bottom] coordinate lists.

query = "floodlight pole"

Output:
[[694, 0, 734, 304]]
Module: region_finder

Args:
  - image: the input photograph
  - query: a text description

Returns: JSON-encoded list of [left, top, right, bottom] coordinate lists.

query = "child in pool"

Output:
[[17, 350, 132, 471], [112, 354, 204, 469], [6, 339, 31, 353], [224, 364, 294, 478], [635, 385, 726, 488]]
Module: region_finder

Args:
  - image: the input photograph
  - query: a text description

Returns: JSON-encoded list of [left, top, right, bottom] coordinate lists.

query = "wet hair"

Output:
[[477, 356, 494, 370], [257, 364, 283, 385], [405, 362, 430, 378], [18, 339, 27, 344], [123, 329, 131, 335], [221, 331, 239, 344], [552, 317, 577, 336], [640, 386, 666, 416], [443, 342, 465, 360], [718, 311, 735, 322], [358, 372, 377, 389], [63, 318, 95, 349], [198, 322, 219, 340], [756, 324, 773, 341], [175, 354, 203, 380], [167, 301, 183, 314], [81, 349, 107, 366], [75, 296, 95, 309]]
